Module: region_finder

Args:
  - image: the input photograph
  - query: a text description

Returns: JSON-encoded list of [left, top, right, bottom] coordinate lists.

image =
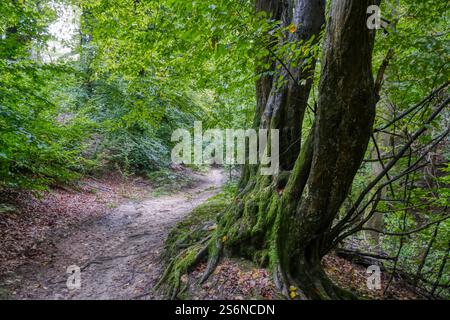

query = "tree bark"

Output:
[[241, 0, 325, 187], [259, 0, 326, 170], [225, 0, 325, 257], [275, 0, 379, 299], [211, 0, 379, 300]]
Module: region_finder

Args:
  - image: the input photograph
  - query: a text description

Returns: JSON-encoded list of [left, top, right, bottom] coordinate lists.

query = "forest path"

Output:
[[8, 169, 225, 300]]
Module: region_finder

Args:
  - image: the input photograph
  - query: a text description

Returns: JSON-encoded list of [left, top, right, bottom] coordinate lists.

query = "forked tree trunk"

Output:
[[221, 0, 325, 258], [210, 0, 379, 299], [277, 0, 379, 298], [240, 0, 325, 187]]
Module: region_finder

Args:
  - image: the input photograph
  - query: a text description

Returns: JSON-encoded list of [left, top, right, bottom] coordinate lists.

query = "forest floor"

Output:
[[0, 168, 225, 299], [177, 255, 419, 300], [0, 167, 420, 300]]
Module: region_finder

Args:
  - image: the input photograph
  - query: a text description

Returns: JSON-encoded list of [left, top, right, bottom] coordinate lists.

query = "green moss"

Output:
[[159, 185, 237, 297], [165, 191, 232, 260], [0, 287, 9, 299]]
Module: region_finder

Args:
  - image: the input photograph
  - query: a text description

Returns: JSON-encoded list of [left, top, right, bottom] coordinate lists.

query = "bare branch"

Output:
[[335, 97, 449, 233], [361, 214, 449, 236], [374, 82, 449, 133]]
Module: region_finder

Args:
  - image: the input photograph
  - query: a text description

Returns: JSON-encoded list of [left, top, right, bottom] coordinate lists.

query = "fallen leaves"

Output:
[[288, 24, 297, 33], [323, 255, 419, 300], [182, 256, 420, 300], [181, 274, 189, 284], [187, 259, 277, 300], [289, 286, 299, 299], [0, 174, 151, 277]]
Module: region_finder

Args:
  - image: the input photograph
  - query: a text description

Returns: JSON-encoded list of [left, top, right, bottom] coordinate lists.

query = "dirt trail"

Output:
[[6, 169, 225, 300]]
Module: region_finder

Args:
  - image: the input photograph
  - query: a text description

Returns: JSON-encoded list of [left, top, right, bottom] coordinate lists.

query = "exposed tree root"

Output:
[[155, 242, 208, 299], [157, 172, 356, 300], [199, 241, 223, 284], [156, 192, 233, 299]]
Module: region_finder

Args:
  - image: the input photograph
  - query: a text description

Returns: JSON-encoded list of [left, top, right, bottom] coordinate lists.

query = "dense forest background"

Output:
[[0, 0, 449, 299]]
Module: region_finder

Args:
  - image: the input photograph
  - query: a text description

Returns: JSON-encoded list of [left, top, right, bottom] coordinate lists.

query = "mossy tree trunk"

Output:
[[241, 0, 325, 187], [213, 0, 380, 300]]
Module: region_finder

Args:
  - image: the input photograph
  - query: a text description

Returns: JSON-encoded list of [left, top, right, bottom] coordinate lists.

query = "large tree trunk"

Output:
[[276, 0, 379, 298], [222, 0, 325, 257], [203, 0, 379, 300]]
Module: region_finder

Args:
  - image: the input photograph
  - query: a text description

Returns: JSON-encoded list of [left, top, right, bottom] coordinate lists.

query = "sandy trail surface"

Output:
[[6, 169, 225, 300]]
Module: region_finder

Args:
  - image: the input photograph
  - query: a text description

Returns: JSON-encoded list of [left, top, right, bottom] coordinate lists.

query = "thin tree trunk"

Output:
[[431, 245, 449, 296], [413, 222, 440, 287]]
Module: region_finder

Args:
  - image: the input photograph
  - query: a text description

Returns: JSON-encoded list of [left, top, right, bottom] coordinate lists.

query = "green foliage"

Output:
[[341, 0, 450, 297], [0, 1, 88, 190], [1, 0, 260, 191], [1, 0, 448, 299], [165, 189, 234, 261]]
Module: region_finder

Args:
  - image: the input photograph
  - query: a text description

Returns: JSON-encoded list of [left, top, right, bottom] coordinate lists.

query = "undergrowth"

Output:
[[156, 181, 236, 298], [147, 169, 198, 196]]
